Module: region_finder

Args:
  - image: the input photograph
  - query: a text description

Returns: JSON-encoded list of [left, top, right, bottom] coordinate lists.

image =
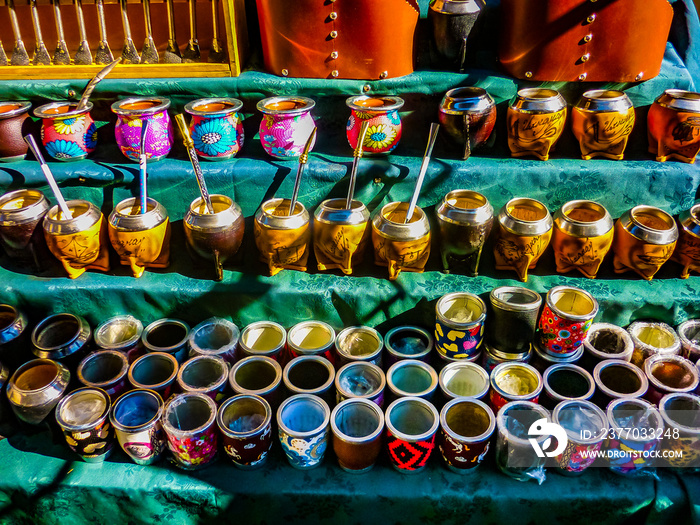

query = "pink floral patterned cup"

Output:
[[346, 95, 403, 154], [34, 101, 96, 161], [257, 96, 316, 159], [111, 97, 173, 162], [162, 392, 219, 470]]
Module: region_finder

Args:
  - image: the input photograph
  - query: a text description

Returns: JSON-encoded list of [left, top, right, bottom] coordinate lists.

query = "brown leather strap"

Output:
[[256, 0, 420, 80], [499, 0, 673, 82]]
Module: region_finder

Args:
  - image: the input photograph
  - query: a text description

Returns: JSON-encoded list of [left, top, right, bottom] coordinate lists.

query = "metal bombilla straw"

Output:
[[76, 57, 121, 112], [345, 120, 371, 210], [139, 120, 151, 214], [23, 135, 73, 220], [288, 127, 317, 216], [404, 123, 440, 224], [175, 114, 214, 214]]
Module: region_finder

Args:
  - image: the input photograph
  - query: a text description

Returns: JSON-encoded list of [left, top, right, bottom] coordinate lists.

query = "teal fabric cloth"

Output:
[[0, 430, 697, 525], [1, 3, 700, 524]]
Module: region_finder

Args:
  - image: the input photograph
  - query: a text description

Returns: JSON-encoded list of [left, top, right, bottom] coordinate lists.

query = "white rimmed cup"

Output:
[[331, 398, 384, 473], [110, 388, 166, 465], [217, 394, 272, 469], [238, 321, 286, 361], [384, 396, 440, 473], [177, 355, 229, 401], [552, 399, 607, 475], [335, 326, 383, 367], [335, 361, 386, 407], [188, 318, 240, 364], [438, 398, 495, 473], [283, 355, 335, 406], [228, 355, 283, 410], [439, 361, 490, 401], [142, 318, 190, 364], [128, 351, 179, 400], [387, 359, 439, 401]]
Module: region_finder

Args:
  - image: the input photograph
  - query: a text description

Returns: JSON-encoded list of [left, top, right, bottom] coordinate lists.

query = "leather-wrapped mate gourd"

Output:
[[499, 0, 673, 82], [255, 0, 420, 80]]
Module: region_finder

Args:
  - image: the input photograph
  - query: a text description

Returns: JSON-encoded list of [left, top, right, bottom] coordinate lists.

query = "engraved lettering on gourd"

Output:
[[568, 240, 594, 264], [672, 117, 700, 144], [585, 113, 634, 145], [58, 236, 98, 262], [115, 237, 144, 248], [513, 112, 563, 142], [523, 236, 544, 257]]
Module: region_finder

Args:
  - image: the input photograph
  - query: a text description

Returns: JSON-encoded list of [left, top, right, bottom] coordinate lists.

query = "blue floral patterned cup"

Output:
[[34, 101, 97, 161], [277, 394, 330, 469], [184, 98, 245, 161]]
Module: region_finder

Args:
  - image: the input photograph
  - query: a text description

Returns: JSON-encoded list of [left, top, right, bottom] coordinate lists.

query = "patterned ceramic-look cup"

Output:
[[331, 398, 385, 473], [658, 392, 700, 468], [184, 98, 245, 160], [257, 96, 316, 159], [162, 392, 219, 470], [605, 397, 664, 475], [111, 97, 173, 161], [553, 399, 608, 475], [110, 389, 166, 465], [435, 292, 486, 359], [277, 394, 331, 469], [55, 387, 115, 462], [537, 286, 598, 357], [385, 396, 440, 473], [34, 101, 97, 161], [217, 394, 272, 469], [345, 95, 404, 154], [439, 398, 495, 473]]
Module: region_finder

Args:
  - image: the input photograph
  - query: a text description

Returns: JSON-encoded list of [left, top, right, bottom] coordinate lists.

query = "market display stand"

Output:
[[1, 1, 700, 523]]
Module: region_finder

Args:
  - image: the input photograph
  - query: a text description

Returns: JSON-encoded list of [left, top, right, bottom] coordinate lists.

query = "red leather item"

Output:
[[256, 0, 420, 80], [499, 0, 673, 82]]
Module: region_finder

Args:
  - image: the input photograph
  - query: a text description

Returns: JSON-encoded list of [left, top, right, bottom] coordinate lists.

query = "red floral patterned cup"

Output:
[[439, 398, 495, 474], [34, 101, 96, 161], [217, 394, 272, 469], [385, 396, 439, 473], [345, 95, 404, 155], [163, 392, 219, 470], [538, 286, 599, 357]]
